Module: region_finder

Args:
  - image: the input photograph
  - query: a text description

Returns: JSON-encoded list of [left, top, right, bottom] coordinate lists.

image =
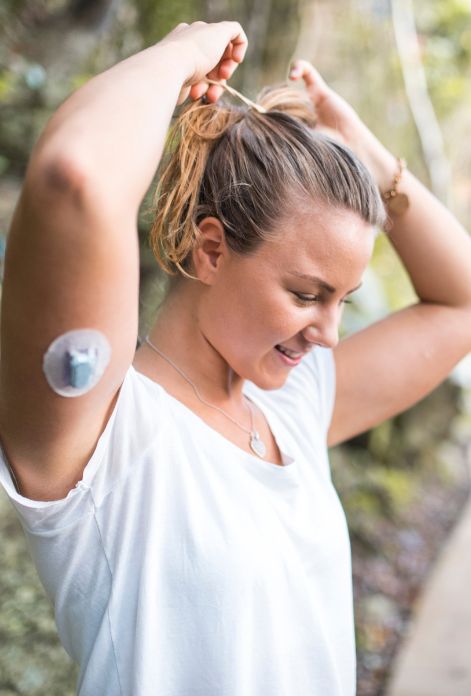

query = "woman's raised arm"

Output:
[[289, 61, 471, 447], [0, 22, 247, 501], [30, 21, 247, 216]]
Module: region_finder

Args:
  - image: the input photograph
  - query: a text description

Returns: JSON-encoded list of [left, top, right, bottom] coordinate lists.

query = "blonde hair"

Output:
[[150, 84, 386, 277]]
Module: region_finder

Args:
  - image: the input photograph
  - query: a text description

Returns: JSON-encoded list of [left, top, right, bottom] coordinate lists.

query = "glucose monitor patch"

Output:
[[42, 329, 111, 397]]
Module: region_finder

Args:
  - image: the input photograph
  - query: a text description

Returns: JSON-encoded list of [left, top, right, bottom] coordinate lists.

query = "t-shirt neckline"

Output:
[[131, 366, 296, 474]]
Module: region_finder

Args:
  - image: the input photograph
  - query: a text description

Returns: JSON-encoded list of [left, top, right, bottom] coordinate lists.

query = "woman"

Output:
[[0, 20, 470, 696]]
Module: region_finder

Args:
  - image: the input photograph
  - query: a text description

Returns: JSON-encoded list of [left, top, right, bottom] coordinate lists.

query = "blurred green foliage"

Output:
[[419, 0, 471, 114]]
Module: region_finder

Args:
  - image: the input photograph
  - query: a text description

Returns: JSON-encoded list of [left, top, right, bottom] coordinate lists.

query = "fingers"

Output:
[[189, 81, 207, 101], [188, 80, 224, 103], [178, 21, 247, 105], [206, 82, 225, 102], [222, 22, 248, 64], [289, 59, 330, 105], [289, 59, 324, 86], [216, 26, 247, 80], [208, 24, 247, 95]]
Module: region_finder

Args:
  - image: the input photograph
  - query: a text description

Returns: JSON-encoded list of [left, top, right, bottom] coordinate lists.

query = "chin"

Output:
[[232, 352, 291, 391], [247, 371, 289, 392]]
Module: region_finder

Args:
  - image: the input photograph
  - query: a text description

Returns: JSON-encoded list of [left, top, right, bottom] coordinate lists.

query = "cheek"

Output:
[[232, 293, 304, 360], [198, 285, 257, 356], [203, 267, 308, 368], [202, 286, 282, 358]]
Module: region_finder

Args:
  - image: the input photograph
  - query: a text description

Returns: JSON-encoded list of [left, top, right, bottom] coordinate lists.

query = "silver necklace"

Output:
[[144, 336, 267, 459]]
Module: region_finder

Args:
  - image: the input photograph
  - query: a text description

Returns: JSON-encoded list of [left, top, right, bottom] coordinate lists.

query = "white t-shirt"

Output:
[[0, 347, 355, 696]]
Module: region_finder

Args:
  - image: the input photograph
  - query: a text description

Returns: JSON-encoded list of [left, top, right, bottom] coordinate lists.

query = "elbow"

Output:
[[43, 155, 87, 198], [25, 147, 92, 211]]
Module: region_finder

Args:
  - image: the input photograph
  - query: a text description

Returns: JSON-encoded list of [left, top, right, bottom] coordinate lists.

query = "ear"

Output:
[[192, 217, 229, 285]]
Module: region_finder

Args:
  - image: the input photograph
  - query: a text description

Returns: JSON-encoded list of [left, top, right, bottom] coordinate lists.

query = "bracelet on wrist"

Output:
[[382, 157, 410, 216]]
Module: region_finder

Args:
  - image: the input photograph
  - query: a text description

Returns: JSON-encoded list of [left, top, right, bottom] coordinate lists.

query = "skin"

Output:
[[137, 206, 373, 395]]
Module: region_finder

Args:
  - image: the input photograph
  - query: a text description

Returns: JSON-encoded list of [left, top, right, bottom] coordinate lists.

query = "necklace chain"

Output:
[[143, 336, 267, 458]]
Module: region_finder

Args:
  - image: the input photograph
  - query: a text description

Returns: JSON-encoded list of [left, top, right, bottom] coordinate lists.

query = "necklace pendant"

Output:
[[250, 431, 267, 459]]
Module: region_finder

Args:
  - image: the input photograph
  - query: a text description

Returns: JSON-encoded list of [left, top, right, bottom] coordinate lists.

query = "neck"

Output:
[[143, 280, 245, 405]]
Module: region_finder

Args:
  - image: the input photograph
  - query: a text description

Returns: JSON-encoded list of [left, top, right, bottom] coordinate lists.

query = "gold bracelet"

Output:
[[382, 157, 409, 215]]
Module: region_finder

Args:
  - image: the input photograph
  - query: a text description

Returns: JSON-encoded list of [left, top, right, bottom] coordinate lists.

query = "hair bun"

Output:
[[256, 84, 317, 128]]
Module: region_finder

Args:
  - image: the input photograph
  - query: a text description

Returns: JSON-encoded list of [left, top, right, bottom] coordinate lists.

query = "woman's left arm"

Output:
[[289, 61, 471, 447]]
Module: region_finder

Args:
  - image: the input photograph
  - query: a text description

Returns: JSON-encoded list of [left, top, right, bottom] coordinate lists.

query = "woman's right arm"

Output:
[[0, 21, 247, 501]]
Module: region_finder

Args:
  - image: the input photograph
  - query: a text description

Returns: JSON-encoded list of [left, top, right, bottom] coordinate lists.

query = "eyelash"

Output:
[[293, 293, 352, 306]]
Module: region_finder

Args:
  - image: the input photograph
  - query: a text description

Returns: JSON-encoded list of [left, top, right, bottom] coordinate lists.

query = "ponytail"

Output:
[[151, 101, 242, 276], [150, 83, 385, 277]]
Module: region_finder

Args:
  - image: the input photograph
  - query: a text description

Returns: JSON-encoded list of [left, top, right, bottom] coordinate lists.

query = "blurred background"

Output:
[[0, 0, 471, 694]]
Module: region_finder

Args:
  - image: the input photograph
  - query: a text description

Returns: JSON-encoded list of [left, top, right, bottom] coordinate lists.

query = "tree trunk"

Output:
[[391, 0, 451, 204]]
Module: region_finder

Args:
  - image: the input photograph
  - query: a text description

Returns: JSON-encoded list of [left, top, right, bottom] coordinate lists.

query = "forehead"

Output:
[[259, 206, 375, 286]]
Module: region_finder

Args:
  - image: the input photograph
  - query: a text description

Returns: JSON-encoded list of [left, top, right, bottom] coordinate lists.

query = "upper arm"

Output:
[[327, 302, 471, 448], [0, 156, 140, 498]]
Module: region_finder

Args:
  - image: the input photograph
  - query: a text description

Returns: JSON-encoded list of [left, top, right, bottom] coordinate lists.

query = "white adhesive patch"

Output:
[[42, 329, 111, 397]]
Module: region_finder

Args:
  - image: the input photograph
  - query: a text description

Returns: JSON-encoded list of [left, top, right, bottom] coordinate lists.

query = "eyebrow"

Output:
[[288, 272, 363, 295]]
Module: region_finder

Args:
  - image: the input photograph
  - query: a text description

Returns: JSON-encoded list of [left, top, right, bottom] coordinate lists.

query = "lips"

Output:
[[275, 344, 303, 359], [274, 344, 312, 363]]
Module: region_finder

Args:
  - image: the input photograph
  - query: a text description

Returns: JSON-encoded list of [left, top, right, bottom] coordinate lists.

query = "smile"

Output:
[[274, 344, 309, 366], [275, 344, 302, 359]]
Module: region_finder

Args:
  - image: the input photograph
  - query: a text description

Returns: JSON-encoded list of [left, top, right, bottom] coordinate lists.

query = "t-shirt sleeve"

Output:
[[285, 345, 337, 435], [0, 366, 134, 532], [253, 346, 337, 442], [313, 347, 337, 433]]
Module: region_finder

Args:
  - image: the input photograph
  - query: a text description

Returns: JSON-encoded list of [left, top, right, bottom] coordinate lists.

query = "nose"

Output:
[[302, 309, 340, 349]]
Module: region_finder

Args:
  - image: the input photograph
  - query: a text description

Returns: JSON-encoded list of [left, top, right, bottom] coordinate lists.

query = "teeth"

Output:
[[276, 345, 301, 359]]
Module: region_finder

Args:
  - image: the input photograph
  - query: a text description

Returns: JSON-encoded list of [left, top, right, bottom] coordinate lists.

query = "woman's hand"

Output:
[[289, 60, 396, 190], [289, 60, 361, 144], [160, 21, 248, 105]]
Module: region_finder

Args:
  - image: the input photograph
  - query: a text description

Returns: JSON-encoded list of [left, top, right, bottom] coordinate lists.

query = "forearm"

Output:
[[31, 42, 189, 214], [355, 122, 471, 309]]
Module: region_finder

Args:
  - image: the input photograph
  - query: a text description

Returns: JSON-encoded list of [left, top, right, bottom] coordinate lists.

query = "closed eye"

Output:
[[293, 292, 352, 305], [293, 292, 320, 304]]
